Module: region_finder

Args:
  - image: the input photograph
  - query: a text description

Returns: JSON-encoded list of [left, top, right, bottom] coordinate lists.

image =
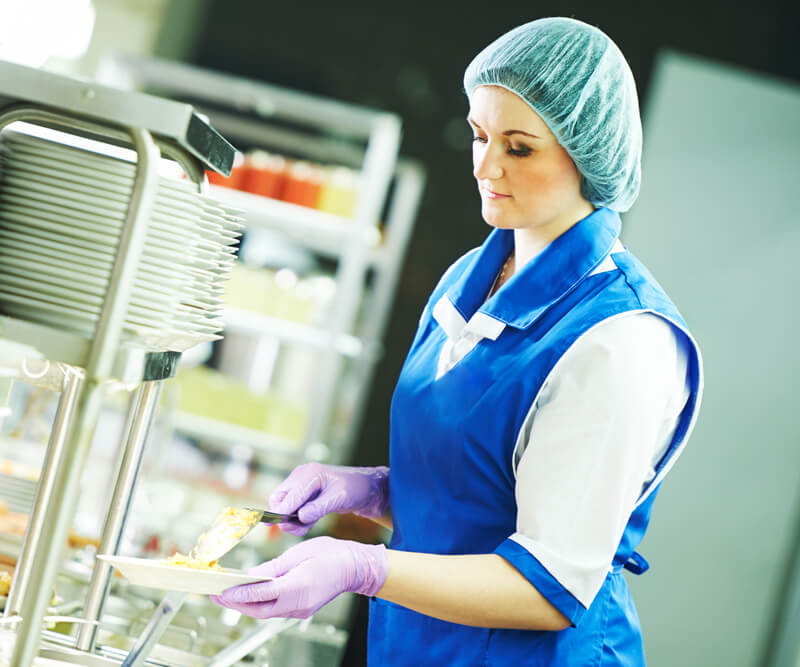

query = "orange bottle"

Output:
[[240, 151, 288, 199], [281, 161, 324, 208]]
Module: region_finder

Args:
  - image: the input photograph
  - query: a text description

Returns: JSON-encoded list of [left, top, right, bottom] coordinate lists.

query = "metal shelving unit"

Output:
[[97, 53, 426, 469], [0, 58, 257, 666]]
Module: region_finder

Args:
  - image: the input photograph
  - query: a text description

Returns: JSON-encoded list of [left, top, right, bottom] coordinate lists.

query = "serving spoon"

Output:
[[189, 507, 299, 564]]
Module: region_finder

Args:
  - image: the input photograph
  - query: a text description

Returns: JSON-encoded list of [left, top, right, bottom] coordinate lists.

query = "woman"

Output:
[[213, 17, 703, 666]]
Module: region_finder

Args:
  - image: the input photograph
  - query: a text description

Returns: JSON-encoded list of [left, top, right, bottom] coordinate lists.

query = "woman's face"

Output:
[[469, 85, 592, 237]]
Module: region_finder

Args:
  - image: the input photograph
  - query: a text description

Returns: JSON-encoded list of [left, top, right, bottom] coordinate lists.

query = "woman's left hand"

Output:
[[211, 536, 388, 619]]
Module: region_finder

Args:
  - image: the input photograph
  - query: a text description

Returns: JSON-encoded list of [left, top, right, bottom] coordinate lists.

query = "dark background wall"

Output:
[[184, 2, 799, 663]]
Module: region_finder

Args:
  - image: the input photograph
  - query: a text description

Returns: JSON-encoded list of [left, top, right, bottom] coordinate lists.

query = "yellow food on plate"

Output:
[[200, 507, 261, 541], [163, 507, 261, 570], [0, 571, 12, 596], [192, 507, 261, 559], [163, 552, 221, 571]]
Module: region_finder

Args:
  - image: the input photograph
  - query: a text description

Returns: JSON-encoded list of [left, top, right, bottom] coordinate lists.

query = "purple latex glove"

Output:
[[211, 536, 388, 619], [269, 463, 389, 536]]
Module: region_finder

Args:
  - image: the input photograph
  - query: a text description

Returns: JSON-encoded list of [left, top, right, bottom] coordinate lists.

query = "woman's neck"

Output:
[[511, 201, 595, 274]]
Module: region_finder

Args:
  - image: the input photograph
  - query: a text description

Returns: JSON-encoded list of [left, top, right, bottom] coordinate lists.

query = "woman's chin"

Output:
[[481, 212, 516, 229]]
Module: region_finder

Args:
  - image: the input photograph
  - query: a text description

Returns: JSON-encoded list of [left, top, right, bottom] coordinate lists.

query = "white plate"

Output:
[[1, 175, 211, 240], [3, 131, 140, 179], [0, 159, 239, 250], [0, 228, 110, 266], [0, 134, 236, 334], [97, 555, 269, 596], [0, 221, 217, 280], [3, 161, 206, 226], [3, 154, 204, 215], [0, 210, 220, 270], [3, 130, 208, 197], [0, 243, 110, 282], [0, 260, 177, 310], [0, 300, 96, 334], [0, 243, 190, 295], [1, 156, 136, 197], [0, 280, 181, 325], [0, 248, 214, 318], [0, 299, 206, 342], [0, 189, 174, 237], [2, 173, 131, 216]]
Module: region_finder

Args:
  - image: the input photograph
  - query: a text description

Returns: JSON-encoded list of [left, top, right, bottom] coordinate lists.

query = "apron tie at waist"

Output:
[[612, 551, 650, 575]]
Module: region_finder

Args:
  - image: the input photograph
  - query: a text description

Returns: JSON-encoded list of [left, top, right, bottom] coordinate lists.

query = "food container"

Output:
[[239, 150, 288, 199], [281, 161, 324, 208], [317, 166, 358, 218]]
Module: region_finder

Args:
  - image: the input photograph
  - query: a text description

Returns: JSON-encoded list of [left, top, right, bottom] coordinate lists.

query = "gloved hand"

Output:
[[269, 463, 389, 536], [210, 536, 388, 619]]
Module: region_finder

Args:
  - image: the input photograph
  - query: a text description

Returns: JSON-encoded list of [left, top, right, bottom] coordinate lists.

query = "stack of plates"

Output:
[[0, 129, 243, 350]]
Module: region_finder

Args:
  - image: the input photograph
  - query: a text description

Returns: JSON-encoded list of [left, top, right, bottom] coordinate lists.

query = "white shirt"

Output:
[[434, 250, 691, 609]]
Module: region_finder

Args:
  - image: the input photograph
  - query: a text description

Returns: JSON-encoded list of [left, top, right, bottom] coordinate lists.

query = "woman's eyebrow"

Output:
[[466, 117, 540, 139], [504, 129, 540, 139]]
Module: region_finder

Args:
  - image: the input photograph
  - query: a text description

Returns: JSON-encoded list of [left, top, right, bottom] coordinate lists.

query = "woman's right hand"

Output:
[[269, 463, 390, 536]]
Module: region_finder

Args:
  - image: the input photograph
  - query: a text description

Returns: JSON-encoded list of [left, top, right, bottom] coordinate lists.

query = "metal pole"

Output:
[[10, 126, 160, 667], [4, 366, 83, 617], [76, 380, 162, 651], [119, 591, 187, 667]]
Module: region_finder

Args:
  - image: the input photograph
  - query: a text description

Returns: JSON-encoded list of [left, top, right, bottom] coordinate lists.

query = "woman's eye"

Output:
[[471, 135, 532, 157], [508, 146, 533, 157]]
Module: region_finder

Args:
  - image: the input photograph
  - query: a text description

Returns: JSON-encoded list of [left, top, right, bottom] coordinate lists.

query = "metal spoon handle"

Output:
[[244, 508, 299, 524]]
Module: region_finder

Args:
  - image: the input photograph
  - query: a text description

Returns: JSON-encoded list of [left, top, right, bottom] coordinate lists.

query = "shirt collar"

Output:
[[445, 207, 621, 330]]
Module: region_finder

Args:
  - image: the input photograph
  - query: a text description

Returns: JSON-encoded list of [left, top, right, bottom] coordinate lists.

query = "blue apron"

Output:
[[367, 208, 703, 666]]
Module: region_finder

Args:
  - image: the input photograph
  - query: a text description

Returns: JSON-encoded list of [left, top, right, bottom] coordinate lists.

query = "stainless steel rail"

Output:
[[206, 618, 300, 667], [77, 381, 163, 651], [4, 366, 83, 617], [119, 591, 187, 667]]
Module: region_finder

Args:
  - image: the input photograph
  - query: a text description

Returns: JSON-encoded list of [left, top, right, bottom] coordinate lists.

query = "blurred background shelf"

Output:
[[222, 307, 366, 358], [171, 412, 298, 458], [208, 185, 382, 261], [97, 52, 425, 471]]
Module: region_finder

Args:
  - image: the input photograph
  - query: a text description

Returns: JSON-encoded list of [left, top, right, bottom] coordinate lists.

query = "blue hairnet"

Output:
[[464, 17, 642, 212]]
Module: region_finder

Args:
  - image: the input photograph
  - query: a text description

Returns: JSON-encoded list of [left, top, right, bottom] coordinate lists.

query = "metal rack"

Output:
[[0, 54, 423, 667], [96, 53, 426, 469], [0, 58, 237, 666]]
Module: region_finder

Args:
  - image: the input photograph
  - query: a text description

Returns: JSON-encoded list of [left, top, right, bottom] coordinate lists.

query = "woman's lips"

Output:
[[484, 189, 511, 200]]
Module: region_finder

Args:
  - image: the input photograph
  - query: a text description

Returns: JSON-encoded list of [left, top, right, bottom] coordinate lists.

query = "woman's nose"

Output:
[[473, 146, 503, 181]]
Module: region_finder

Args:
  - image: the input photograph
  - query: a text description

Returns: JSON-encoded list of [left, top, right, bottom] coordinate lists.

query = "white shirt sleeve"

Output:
[[509, 312, 690, 608]]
